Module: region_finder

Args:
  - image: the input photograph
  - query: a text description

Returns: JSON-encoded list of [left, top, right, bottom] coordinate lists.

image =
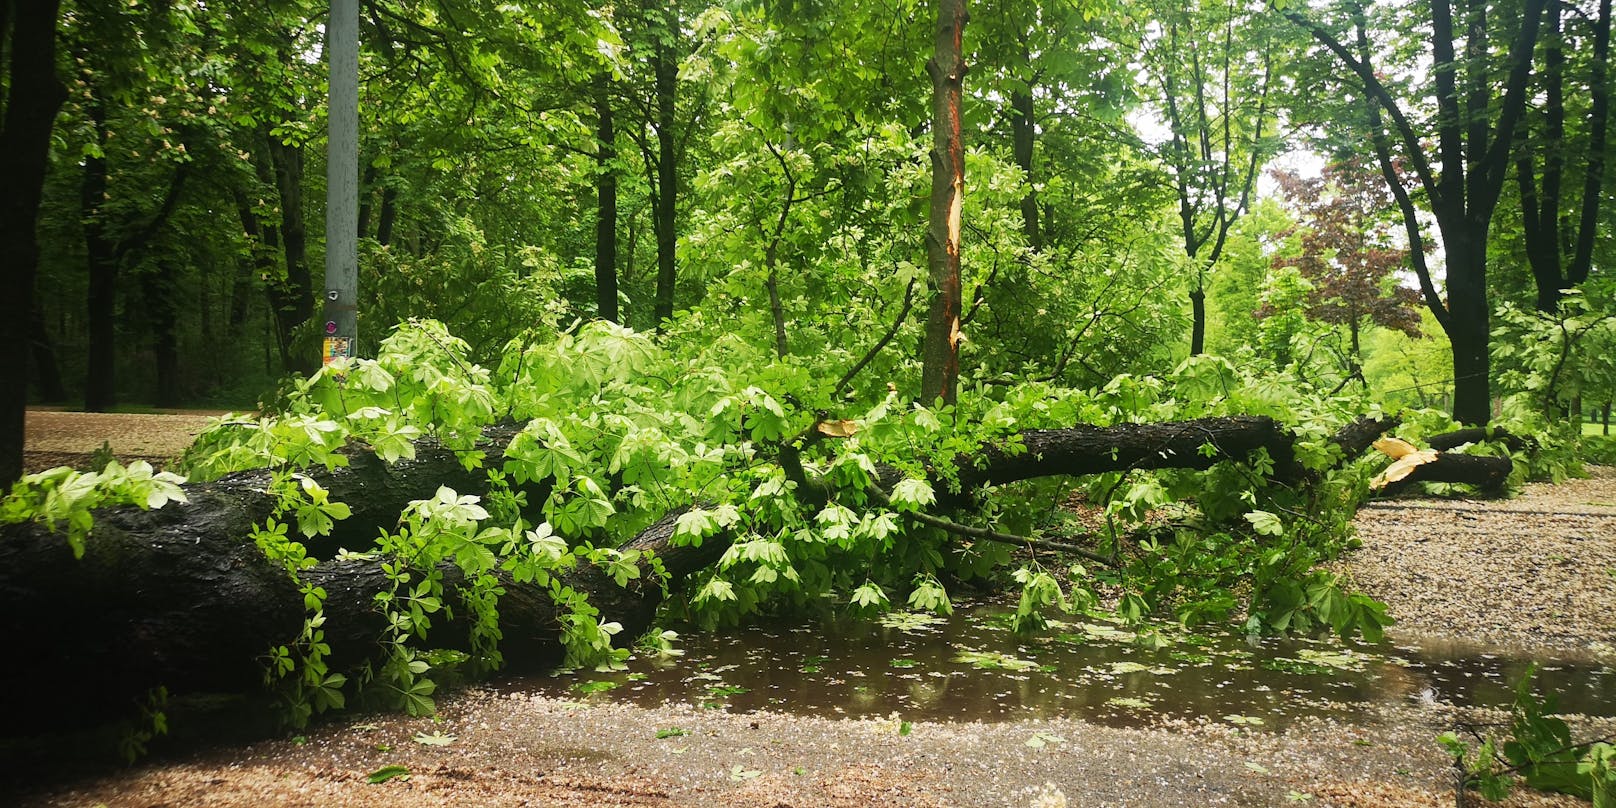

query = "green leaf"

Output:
[[367, 765, 411, 784], [890, 479, 935, 512], [1243, 510, 1284, 537]]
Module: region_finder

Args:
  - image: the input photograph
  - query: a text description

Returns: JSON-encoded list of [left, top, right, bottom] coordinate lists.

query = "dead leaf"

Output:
[[1372, 437, 1419, 459], [816, 420, 859, 438]]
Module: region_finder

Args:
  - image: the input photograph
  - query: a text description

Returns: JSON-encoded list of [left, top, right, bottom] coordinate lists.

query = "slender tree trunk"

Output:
[[921, 0, 968, 406], [231, 184, 285, 364], [1518, 0, 1567, 312], [227, 252, 254, 337], [1571, 0, 1611, 288], [651, 3, 679, 330], [142, 262, 181, 408], [264, 131, 316, 375], [81, 95, 119, 412], [375, 184, 397, 247], [29, 298, 66, 402], [595, 71, 620, 323], [1010, 87, 1040, 252], [1189, 283, 1207, 356]]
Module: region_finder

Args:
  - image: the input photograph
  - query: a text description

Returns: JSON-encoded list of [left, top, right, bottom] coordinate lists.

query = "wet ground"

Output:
[[534, 603, 1616, 730]]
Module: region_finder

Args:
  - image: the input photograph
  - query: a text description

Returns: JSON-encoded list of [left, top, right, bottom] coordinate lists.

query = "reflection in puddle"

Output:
[[511, 602, 1616, 729]]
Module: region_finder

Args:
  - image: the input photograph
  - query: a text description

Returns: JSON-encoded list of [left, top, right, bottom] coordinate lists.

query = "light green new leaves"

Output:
[[504, 418, 586, 485], [545, 476, 615, 535], [889, 478, 936, 512], [850, 582, 890, 610], [1243, 510, 1284, 537], [0, 460, 192, 558], [410, 485, 489, 525], [292, 476, 352, 538]]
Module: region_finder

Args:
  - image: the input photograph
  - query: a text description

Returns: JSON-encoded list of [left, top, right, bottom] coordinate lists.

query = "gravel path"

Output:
[[19, 695, 1607, 808], [1340, 466, 1616, 656], [9, 413, 1615, 807]]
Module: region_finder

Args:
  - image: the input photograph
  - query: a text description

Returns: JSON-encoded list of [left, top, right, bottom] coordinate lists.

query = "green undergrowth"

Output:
[[1, 318, 1588, 732], [1441, 666, 1616, 805]]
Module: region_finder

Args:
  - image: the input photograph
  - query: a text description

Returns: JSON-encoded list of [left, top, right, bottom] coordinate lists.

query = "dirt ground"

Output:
[[9, 414, 1616, 807], [22, 408, 231, 473]]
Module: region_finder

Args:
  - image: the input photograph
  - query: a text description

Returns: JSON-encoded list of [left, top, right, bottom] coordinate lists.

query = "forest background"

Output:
[[2, 0, 1614, 460]]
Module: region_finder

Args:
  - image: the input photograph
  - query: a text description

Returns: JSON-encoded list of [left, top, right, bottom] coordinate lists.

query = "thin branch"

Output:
[[834, 278, 916, 398]]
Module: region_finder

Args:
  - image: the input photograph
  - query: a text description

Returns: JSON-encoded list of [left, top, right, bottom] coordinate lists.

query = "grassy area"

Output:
[[1585, 421, 1612, 436]]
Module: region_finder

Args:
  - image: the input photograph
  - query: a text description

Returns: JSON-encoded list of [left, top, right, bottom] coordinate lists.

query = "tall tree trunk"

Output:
[[79, 85, 189, 413], [29, 298, 67, 402], [921, 0, 968, 406], [227, 252, 254, 337], [231, 183, 284, 364], [1010, 87, 1040, 252], [0, 0, 67, 486], [1445, 232, 1493, 426], [1290, 0, 1544, 425], [264, 130, 316, 375], [1189, 284, 1207, 356], [1571, 0, 1611, 289], [142, 262, 182, 408], [1517, 0, 1567, 312], [81, 95, 119, 413], [595, 71, 620, 323], [651, 3, 679, 330], [375, 184, 397, 247]]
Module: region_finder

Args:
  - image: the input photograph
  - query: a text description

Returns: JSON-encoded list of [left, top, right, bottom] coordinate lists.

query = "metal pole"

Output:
[[323, 0, 359, 365]]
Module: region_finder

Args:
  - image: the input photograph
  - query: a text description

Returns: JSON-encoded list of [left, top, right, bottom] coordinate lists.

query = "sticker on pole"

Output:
[[323, 336, 354, 365]]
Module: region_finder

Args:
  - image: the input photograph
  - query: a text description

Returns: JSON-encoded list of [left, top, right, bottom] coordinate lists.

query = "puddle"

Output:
[[514, 602, 1616, 730]]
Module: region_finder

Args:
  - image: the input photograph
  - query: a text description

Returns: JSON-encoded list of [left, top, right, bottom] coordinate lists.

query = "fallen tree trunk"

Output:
[[955, 415, 1300, 492], [1378, 452, 1513, 497], [0, 494, 716, 728], [1426, 426, 1530, 453], [0, 414, 1395, 728]]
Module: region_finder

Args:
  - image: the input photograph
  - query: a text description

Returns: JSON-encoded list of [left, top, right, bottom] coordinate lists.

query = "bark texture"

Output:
[[921, 0, 967, 405], [0, 0, 68, 486], [0, 414, 1407, 726], [0, 421, 712, 726]]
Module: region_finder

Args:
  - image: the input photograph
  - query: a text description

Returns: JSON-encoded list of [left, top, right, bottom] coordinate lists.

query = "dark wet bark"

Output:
[[1378, 453, 1512, 497], [263, 128, 315, 375], [0, 413, 1408, 726], [0, 0, 67, 486], [79, 91, 190, 413], [1010, 87, 1040, 251], [1426, 426, 1529, 453], [375, 184, 398, 247], [0, 421, 730, 726], [952, 415, 1300, 494], [142, 262, 182, 408]]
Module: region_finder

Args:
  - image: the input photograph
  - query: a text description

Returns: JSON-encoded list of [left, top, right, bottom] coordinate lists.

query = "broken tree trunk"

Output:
[[0, 492, 715, 729], [1367, 430, 1515, 497], [0, 414, 1395, 728], [1377, 453, 1513, 497]]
